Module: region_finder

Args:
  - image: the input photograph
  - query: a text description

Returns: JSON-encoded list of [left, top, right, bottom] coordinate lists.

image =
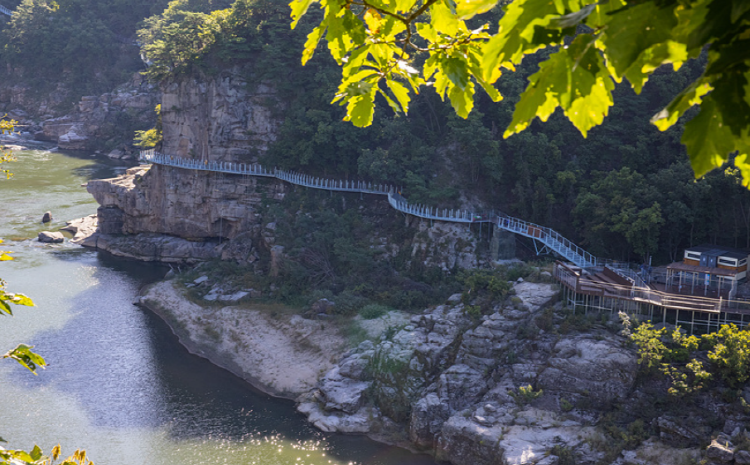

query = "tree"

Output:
[[290, 0, 750, 185]]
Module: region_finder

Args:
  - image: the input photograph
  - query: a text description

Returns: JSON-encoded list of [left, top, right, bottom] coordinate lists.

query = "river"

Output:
[[0, 147, 438, 465]]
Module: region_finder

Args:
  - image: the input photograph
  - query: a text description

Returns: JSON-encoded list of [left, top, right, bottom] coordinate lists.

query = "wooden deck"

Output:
[[554, 262, 750, 315]]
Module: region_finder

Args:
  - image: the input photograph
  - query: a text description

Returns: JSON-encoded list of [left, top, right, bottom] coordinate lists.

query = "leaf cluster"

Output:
[[630, 322, 750, 397], [292, 0, 750, 184], [1, 444, 95, 465]]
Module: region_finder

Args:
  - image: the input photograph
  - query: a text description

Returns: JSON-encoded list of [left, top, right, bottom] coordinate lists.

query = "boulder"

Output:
[[735, 450, 750, 465], [297, 400, 375, 433], [38, 231, 64, 243], [537, 336, 637, 406], [220, 232, 256, 265], [706, 439, 734, 463], [410, 392, 452, 448], [62, 214, 98, 244], [317, 366, 372, 414], [655, 416, 705, 448], [41, 211, 52, 223]]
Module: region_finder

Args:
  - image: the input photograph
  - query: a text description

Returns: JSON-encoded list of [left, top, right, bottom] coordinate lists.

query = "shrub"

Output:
[[560, 398, 573, 412], [510, 384, 543, 405], [332, 291, 368, 316], [703, 324, 750, 387], [359, 304, 389, 320]]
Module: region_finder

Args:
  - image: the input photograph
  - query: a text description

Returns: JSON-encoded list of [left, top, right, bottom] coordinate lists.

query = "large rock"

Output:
[[38, 74, 159, 150], [537, 336, 637, 406], [220, 232, 257, 264], [735, 450, 750, 465], [654, 416, 706, 448], [410, 392, 452, 448], [317, 366, 372, 414], [38, 231, 64, 243], [87, 164, 274, 241], [160, 71, 280, 161], [62, 214, 98, 244], [82, 232, 222, 263], [706, 439, 735, 463]]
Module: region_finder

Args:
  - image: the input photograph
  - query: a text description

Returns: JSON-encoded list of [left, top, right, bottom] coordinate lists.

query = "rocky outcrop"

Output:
[[80, 232, 224, 263], [407, 219, 479, 270], [87, 164, 281, 239], [298, 282, 640, 465], [140, 280, 348, 398], [61, 214, 98, 244], [160, 69, 280, 162], [38, 231, 64, 243], [38, 73, 159, 151]]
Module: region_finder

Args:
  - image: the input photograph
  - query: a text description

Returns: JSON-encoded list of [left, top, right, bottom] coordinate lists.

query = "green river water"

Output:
[[0, 147, 438, 465]]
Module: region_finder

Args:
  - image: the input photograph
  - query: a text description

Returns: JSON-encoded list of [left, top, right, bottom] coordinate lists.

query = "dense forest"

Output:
[[2, 0, 750, 266]]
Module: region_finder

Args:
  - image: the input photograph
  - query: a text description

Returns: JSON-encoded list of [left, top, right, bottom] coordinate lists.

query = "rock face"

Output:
[[87, 164, 276, 240], [38, 73, 159, 151], [140, 280, 348, 398], [61, 214, 98, 244], [298, 282, 640, 465], [160, 69, 280, 162]]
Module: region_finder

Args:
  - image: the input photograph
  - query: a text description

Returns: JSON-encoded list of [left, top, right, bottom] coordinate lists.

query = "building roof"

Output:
[[685, 244, 748, 260], [667, 261, 741, 277]]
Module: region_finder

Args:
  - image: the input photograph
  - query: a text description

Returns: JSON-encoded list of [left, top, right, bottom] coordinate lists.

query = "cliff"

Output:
[[0, 73, 159, 154], [160, 70, 280, 161], [83, 66, 487, 271]]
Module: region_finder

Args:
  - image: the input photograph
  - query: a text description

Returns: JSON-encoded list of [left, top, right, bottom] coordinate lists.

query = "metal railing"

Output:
[[140, 150, 601, 268], [554, 262, 750, 314]]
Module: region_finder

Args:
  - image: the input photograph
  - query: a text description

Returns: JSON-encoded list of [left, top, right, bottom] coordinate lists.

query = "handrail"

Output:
[[140, 150, 602, 267], [554, 262, 750, 314]]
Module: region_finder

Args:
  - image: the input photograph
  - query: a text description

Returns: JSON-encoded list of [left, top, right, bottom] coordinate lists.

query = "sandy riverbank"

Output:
[[139, 280, 349, 400]]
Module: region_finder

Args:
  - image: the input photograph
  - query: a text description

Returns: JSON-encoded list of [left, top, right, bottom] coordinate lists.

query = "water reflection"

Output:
[[1, 150, 439, 465]]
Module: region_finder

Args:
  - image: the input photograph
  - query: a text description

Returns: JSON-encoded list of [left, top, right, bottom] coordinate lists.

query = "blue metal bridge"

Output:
[[0, 4, 12, 16], [140, 150, 603, 268]]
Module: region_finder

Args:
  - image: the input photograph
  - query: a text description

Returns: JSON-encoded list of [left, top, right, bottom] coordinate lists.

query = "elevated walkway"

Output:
[[0, 4, 12, 16], [140, 150, 604, 268]]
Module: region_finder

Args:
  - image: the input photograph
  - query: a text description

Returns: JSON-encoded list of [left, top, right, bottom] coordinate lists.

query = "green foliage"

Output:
[[559, 398, 573, 413], [510, 384, 543, 405], [138, 0, 277, 82], [662, 360, 711, 397], [358, 303, 389, 319], [0, 0, 170, 100], [629, 322, 750, 395], [549, 444, 575, 465], [458, 268, 510, 300], [703, 324, 750, 388], [1, 444, 96, 465], [3, 343, 46, 375], [630, 322, 667, 372], [292, 0, 750, 186], [134, 105, 163, 148]]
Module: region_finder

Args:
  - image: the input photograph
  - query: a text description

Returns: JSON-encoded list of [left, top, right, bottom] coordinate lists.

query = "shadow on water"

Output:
[[13, 249, 440, 465], [57, 151, 138, 181]]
